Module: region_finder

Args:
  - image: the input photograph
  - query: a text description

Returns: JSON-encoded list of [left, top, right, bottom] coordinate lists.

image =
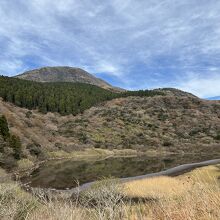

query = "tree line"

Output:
[[0, 76, 164, 115]]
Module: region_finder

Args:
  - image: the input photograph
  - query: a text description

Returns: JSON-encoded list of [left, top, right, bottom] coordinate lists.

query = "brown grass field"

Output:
[[0, 164, 219, 220]]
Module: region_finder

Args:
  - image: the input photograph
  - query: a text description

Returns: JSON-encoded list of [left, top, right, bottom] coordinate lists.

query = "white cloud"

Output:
[[0, 59, 26, 76], [176, 72, 220, 98], [0, 1, 220, 96], [82, 61, 122, 77], [95, 62, 120, 75]]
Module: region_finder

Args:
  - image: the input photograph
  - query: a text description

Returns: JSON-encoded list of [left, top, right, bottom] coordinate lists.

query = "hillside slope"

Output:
[[58, 92, 220, 155], [15, 66, 122, 91], [0, 89, 219, 161]]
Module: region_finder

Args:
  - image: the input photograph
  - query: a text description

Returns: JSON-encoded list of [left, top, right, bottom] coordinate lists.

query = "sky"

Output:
[[1, 0, 220, 98]]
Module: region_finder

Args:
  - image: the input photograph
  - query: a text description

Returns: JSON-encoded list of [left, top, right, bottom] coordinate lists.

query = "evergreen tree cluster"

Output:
[[0, 115, 22, 166], [0, 76, 164, 115], [0, 115, 10, 140]]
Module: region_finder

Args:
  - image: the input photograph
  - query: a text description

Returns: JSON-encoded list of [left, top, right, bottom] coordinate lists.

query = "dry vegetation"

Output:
[[123, 164, 220, 219], [0, 165, 219, 220], [124, 176, 190, 199], [0, 89, 220, 164], [0, 89, 220, 219], [124, 164, 220, 199]]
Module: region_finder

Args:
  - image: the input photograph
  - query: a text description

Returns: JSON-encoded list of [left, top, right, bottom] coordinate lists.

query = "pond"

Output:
[[21, 152, 220, 190]]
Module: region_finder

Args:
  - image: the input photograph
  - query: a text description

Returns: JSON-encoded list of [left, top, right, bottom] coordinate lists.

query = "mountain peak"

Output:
[[15, 66, 121, 91]]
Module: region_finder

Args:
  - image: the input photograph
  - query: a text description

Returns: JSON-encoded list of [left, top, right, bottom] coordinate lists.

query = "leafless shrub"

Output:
[[79, 178, 127, 220], [0, 182, 38, 220]]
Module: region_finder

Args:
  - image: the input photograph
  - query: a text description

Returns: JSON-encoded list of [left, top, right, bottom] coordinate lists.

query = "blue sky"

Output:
[[1, 0, 220, 98]]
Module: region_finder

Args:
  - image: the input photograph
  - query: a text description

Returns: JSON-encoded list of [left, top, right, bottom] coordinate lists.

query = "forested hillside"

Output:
[[0, 76, 163, 115]]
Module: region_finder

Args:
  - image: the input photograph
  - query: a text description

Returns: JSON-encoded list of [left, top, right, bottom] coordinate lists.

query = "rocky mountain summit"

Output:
[[16, 66, 122, 91]]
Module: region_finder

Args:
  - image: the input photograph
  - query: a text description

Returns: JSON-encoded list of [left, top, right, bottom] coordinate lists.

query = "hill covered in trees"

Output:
[[0, 76, 164, 115]]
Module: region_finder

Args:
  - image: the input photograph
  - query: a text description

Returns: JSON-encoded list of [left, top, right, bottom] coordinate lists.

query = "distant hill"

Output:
[[15, 66, 123, 92], [207, 96, 220, 100]]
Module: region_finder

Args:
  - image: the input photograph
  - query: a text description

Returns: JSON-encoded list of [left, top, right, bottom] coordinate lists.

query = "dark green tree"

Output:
[[0, 115, 10, 140], [0, 76, 164, 115], [9, 135, 22, 160]]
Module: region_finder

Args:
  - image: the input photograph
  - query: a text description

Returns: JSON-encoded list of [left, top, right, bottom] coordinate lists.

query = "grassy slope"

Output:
[[124, 164, 220, 198], [125, 164, 220, 220], [0, 164, 219, 219], [0, 90, 220, 163]]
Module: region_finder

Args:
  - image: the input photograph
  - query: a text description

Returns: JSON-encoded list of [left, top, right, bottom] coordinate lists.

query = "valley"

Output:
[[1, 1, 220, 218], [0, 67, 219, 220]]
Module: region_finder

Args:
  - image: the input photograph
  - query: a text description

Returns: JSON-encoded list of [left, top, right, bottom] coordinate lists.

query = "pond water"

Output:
[[21, 152, 220, 190]]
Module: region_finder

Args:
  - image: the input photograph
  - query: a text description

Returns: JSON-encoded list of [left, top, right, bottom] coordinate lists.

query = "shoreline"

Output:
[[22, 158, 220, 198], [70, 158, 220, 194]]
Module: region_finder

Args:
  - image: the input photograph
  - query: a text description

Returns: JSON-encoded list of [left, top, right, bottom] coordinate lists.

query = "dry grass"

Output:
[[144, 181, 220, 220], [126, 182, 220, 220], [0, 182, 38, 220], [29, 201, 86, 220], [0, 168, 7, 178], [0, 168, 10, 183], [124, 176, 191, 199], [0, 165, 219, 219], [125, 164, 220, 220], [17, 159, 35, 171], [124, 164, 220, 198], [178, 164, 220, 185]]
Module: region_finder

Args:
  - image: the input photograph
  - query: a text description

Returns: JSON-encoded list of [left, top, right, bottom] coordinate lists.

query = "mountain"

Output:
[[15, 66, 123, 91], [207, 96, 220, 100]]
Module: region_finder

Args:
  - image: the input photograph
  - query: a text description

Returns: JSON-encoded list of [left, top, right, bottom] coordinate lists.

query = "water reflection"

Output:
[[22, 153, 220, 189]]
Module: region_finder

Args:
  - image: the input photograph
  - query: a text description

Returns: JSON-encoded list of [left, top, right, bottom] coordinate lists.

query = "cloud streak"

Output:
[[0, 0, 220, 97]]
